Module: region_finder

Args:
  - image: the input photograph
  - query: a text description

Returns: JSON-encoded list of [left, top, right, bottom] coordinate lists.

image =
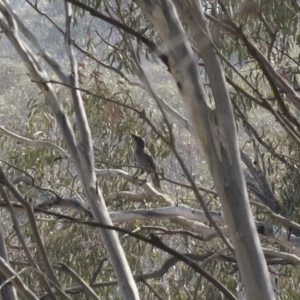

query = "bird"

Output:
[[130, 133, 162, 191]]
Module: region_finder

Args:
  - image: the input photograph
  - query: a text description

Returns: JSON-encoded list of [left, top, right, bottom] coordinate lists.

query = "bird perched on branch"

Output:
[[130, 133, 161, 191]]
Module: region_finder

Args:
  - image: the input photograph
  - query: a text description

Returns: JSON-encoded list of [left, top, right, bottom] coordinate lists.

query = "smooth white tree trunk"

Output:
[[135, 1, 275, 299]]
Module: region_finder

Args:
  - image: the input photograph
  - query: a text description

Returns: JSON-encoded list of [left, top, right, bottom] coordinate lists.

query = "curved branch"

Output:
[[0, 126, 70, 160]]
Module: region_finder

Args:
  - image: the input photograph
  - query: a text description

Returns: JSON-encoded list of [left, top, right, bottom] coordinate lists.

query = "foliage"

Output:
[[1, 0, 300, 299]]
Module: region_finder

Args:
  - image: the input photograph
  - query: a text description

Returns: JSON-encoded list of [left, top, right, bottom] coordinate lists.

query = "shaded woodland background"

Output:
[[1, 0, 300, 299]]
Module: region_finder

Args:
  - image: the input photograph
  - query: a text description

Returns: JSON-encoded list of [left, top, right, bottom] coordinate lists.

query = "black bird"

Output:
[[130, 133, 161, 191]]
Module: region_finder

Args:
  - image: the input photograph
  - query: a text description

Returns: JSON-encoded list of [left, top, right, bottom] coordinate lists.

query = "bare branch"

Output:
[[56, 263, 100, 300], [0, 166, 69, 299], [0, 258, 38, 300], [0, 126, 70, 160], [0, 185, 57, 299]]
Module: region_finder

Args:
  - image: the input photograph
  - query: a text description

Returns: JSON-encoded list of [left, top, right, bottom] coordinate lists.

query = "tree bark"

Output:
[[0, 225, 17, 300], [135, 0, 274, 299], [0, 2, 140, 299]]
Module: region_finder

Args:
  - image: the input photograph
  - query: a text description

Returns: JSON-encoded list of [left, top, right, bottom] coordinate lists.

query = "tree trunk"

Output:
[[135, 1, 274, 299]]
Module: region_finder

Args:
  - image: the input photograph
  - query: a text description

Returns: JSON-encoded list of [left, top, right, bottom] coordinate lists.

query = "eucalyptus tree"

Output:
[[0, 0, 300, 299]]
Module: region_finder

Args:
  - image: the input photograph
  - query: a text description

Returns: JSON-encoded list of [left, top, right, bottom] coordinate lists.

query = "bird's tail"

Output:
[[151, 173, 162, 192]]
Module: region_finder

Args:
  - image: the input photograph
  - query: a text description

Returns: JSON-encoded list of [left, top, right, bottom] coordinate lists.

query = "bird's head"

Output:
[[130, 132, 145, 149]]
